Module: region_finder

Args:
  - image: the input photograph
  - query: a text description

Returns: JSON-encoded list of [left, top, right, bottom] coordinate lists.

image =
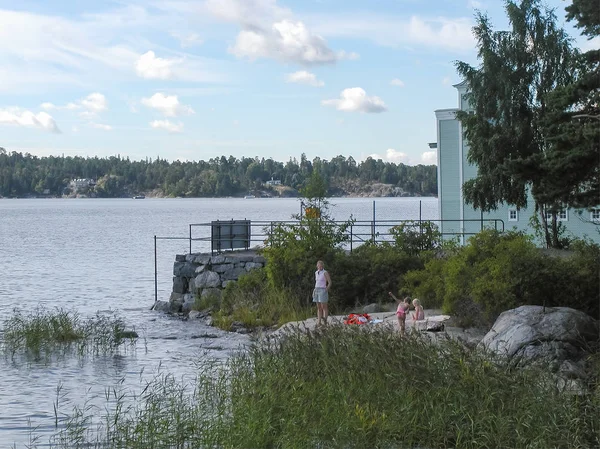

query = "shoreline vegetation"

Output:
[[2, 308, 139, 360], [2, 314, 599, 448]]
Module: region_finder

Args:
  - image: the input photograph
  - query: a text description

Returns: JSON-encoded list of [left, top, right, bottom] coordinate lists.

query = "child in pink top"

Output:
[[389, 292, 410, 334]]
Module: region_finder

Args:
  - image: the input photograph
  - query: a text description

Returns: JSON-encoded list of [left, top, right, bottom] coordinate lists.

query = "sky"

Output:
[[0, 0, 596, 166]]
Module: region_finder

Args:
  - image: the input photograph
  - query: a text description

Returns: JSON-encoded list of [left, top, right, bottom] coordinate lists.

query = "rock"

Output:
[[363, 303, 383, 314], [244, 261, 262, 271], [211, 255, 226, 264], [151, 300, 171, 312], [173, 262, 197, 277], [195, 271, 221, 289], [223, 266, 246, 280], [478, 305, 599, 391], [478, 306, 598, 358], [213, 263, 234, 273], [169, 292, 183, 302], [195, 265, 206, 274], [172, 276, 188, 294], [182, 294, 196, 314], [194, 255, 211, 265]]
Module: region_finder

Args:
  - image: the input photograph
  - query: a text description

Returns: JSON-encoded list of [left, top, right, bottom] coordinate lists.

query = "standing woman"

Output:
[[313, 260, 332, 326]]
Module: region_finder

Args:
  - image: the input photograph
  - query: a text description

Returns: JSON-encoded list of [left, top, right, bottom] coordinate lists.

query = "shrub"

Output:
[[389, 220, 442, 255]]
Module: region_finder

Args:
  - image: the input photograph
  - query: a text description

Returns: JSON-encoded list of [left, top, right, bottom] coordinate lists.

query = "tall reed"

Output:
[[1, 307, 138, 359], [34, 325, 599, 448]]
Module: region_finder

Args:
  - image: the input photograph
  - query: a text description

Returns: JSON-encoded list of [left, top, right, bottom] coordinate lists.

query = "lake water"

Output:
[[0, 197, 437, 447]]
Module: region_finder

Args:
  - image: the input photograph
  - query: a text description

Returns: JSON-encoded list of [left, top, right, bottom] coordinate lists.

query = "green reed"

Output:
[[1, 307, 138, 359], [25, 325, 599, 449]]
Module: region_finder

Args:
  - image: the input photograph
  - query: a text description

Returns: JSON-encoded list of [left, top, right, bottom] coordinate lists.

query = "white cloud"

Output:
[[285, 70, 324, 87], [442, 77, 452, 85], [81, 93, 108, 113], [40, 102, 80, 111], [205, 0, 290, 27], [322, 87, 387, 113], [0, 9, 226, 93], [171, 31, 203, 48], [422, 151, 437, 165], [150, 119, 184, 133], [92, 123, 112, 131], [370, 149, 410, 164], [231, 20, 337, 65], [337, 50, 360, 60], [390, 78, 405, 87], [136, 50, 180, 79], [141, 93, 194, 117], [309, 13, 474, 53], [0, 108, 60, 133]]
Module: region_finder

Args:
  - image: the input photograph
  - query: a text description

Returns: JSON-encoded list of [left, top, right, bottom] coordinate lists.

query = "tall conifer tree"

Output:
[[455, 0, 578, 248]]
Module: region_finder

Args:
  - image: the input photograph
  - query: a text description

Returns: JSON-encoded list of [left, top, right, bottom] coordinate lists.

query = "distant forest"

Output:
[[0, 148, 437, 198]]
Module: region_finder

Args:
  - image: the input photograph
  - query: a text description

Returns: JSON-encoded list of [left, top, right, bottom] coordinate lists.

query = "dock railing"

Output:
[[153, 217, 504, 303]]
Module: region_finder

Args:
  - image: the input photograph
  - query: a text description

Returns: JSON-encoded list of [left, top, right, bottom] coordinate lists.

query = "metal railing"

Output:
[[153, 217, 504, 303]]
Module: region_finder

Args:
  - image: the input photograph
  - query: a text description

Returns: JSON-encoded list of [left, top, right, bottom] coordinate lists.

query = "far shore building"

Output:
[[69, 178, 96, 193], [434, 81, 600, 245], [265, 177, 282, 186]]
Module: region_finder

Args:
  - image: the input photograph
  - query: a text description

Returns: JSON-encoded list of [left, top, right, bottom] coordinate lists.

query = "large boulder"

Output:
[[194, 271, 221, 289], [478, 305, 599, 391]]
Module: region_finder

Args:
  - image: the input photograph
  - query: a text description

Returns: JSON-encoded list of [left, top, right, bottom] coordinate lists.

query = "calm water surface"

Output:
[[0, 197, 437, 447]]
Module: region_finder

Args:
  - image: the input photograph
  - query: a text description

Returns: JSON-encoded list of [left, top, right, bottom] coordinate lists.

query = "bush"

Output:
[[401, 230, 600, 326], [333, 243, 423, 310], [212, 269, 312, 330], [389, 220, 442, 255]]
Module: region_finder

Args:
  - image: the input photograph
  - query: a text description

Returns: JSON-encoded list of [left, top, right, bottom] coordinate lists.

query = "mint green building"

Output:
[[434, 81, 600, 245]]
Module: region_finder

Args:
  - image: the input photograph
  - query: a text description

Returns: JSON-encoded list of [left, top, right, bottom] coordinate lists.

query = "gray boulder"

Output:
[[363, 303, 383, 314], [195, 271, 221, 289], [152, 300, 171, 312], [478, 305, 599, 391]]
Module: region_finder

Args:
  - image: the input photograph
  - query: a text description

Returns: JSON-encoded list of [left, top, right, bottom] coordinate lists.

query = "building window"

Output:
[[591, 209, 600, 222], [545, 209, 568, 222], [508, 209, 518, 221]]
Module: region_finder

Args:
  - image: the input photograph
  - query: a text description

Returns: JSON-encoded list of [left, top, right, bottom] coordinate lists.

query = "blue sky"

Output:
[[0, 0, 596, 166]]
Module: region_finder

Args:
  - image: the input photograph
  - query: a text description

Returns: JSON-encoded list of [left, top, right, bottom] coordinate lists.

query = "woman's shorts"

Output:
[[312, 287, 329, 303]]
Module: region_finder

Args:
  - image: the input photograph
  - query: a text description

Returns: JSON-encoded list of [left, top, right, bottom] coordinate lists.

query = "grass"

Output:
[[23, 325, 600, 449], [1, 307, 138, 359]]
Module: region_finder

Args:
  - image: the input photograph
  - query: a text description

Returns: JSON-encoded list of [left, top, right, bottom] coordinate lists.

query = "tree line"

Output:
[[0, 149, 437, 198]]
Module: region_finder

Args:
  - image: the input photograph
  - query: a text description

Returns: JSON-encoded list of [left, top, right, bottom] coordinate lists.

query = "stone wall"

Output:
[[152, 250, 266, 315]]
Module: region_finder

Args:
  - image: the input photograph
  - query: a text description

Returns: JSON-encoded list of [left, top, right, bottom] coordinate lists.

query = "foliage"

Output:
[[211, 269, 312, 330], [455, 0, 580, 248], [540, 0, 599, 210], [402, 229, 600, 325], [262, 171, 353, 308], [0, 149, 438, 198], [45, 327, 600, 448], [332, 243, 424, 310], [1, 307, 137, 359], [389, 220, 442, 256]]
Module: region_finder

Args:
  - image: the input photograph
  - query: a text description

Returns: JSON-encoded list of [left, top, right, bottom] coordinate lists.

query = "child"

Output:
[[389, 292, 410, 334], [412, 298, 425, 322]]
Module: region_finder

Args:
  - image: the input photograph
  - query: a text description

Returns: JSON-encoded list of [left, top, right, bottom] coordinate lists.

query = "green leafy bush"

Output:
[[389, 220, 442, 255], [401, 230, 600, 326]]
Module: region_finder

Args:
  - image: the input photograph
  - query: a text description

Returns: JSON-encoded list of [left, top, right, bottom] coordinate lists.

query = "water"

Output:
[[0, 197, 437, 447]]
